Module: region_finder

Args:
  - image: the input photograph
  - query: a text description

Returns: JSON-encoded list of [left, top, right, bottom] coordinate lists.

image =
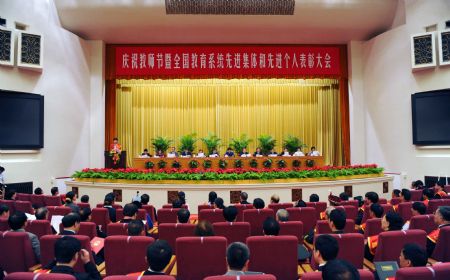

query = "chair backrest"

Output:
[[213, 222, 251, 244], [198, 204, 214, 213], [268, 203, 294, 214], [410, 190, 423, 201], [104, 236, 155, 276], [243, 209, 275, 236], [395, 267, 438, 280], [427, 199, 450, 214], [247, 236, 298, 280], [364, 218, 382, 238], [176, 236, 227, 280], [342, 205, 358, 220], [76, 202, 91, 209], [390, 197, 402, 206], [363, 204, 393, 223], [77, 222, 97, 239], [157, 208, 179, 224], [91, 208, 111, 232], [158, 223, 196, 254], [204, 275, 277, 280], [199, 209, 225, 224], [4, 272, 76, 280], [315, 219, 355, 235], [433, 262, 450, 280], [331, 233, 365, 269], [96, 203, 123, 209], [47, 206, 72, 221], [15, 201, 34, 214], [305, 202, 327, 220], [107, 223, 129, 236], [378, 198, 388, 204], [0, 218, 9, 231], [374, 230, 427, 262], [15, 193, 31, 202], [409, 214, 437, 234], [43, 195, 62, 206], [302, 270, 374, 280], [286, 207, 317, 234], [103, 276, 176, 280], [431, 226, 450, 262], [162, 204, 188, 209], [279, 221, 303, 243], [30, 195, 45, 208], [116, 208, 147, 221], [25, 220, 52, 239], [40, 235, 94, 272], [233, 204, 255, 222], [0, 200, 16, 214], [397, 202, 413, 222], [340, 200, 360, 208], [142, 204, 157, 222], [0, 231, 37, 273]]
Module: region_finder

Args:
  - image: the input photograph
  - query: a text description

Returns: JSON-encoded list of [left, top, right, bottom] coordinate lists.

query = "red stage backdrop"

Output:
[[115, 45, 341, 77]]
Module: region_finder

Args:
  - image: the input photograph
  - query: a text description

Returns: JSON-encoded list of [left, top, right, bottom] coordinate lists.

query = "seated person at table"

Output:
[[399, 243, 427, 268], [240, 148, 251, 157], [223, 206, 238, 222], [49, 236, 101, 280], [293, 148, 305, 156], [209, 149, 219, 157], [180, 148, 192, 157], [225, 242, 262, 276], [154, 149, 164, 158], [0, 204, 10, 219], [280, 148, 291, 156], [121, 203, 138, 223], [140, 148, 151, 158], [313, 234, 339, 271], [240, 192, 250, 204], [128, 220, 145, 236], [402, 202, 426, 230], [268, 149, 278, 157], [308, 146, 321, 156], [60, 213, 81, 235], [253, 147, 263, 157], [167, 147, 178, 158], [195, 149, 205, 158], [427, 206, 450, 257], [177, 208, 190, 223], [9, 212, 40, 261], [224, 147, 235, 157]]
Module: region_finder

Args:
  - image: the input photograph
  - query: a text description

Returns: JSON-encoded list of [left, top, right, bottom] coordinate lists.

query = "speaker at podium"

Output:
[[104, 151, 127, 169]]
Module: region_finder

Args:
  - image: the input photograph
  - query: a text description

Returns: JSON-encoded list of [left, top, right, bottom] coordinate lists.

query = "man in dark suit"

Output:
[[128, 240, 173, 276], [240, 192, 250, 204], [103, 193, 117, 223], [50, 236, 101, 280], [60, 213, 81, 235], [427, 206, 450, 257], [9, 211, 40, 262], [120, 203, 138, 223], [313, 234, 339, 271]]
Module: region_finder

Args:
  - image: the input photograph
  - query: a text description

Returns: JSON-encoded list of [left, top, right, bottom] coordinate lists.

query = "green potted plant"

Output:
[[203, 160, 212, 169], [282, 135, 307, 154], [292, 160, 301, 168], [257, 134, 276, 155], [151, 136, 173, 154], [249, 159, 258, 168], [189, 160, 199, 169], [172, 161, 181, 169], [157, 160, 167, 169], [145, 161, 154, 169], [230, 134, 253, 154], [219, 159, 228, 169], [179, 133, 197, 154], [263, 159, 273, 168], [277, 159, 287, 168], [201, 133, 221, 156], [234, 159, 243, 168], [306, 159, 315, 167]]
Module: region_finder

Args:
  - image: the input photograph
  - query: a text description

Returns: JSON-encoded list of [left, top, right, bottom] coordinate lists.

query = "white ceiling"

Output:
[[55, 0, 400, 44]]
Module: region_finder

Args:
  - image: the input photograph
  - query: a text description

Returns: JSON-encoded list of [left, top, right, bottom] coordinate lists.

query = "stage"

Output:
[[66, 174, 393, 214]]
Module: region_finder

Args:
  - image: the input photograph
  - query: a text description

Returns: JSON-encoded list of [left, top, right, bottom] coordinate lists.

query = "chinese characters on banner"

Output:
[[115, 46, 341, 77]]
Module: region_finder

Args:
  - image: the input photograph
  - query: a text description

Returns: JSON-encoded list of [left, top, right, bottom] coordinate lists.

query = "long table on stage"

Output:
[[132, 155, 325, 170]]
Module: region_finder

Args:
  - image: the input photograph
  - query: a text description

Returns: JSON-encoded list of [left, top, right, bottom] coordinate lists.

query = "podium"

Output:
[[104, 151, 127, 169]]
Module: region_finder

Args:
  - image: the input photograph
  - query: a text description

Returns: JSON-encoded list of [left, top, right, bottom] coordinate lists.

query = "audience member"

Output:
[[309, 194, 320, 203], [225, 242, 262, 275], [49, 236, 101, 280], [214, 197, 225, 209], [427, 206, 450, 257], [262, 217, 280, 236], [412, 180, 425, 190], [399, 243, 427, 268], [401, 189, 411, 202], [121, 203, 138, 223], [8, 211, 40, 261], [434, 182, 447, 198], [103, 193, 117, 223], [142, 240, 172, 275], [356, 191, 379, 225], [50, 187, 59, 196], [61, 213, 81, 235], [295, 200, 307, 208], [0, 204, 10, 219], [422, 188, 434, 206], [127, 220, 145, 236], [35, 207, 49, 220], [313, 234, 339, 271], [132, 200, 142, 209], [178, 191, 186, 205], [140, 194, 150, 205], [4, 189, 16, 200], [177, 208, 190, 223], [34, 187, 43, 195], [359, 203, 383, 233], [80, 208, 106, 238], [65, 191, 80, 213], [322, 259, 359, 280], [172, 199, 183, 208], [339, 192, 349, 201], [253, 198, 265, 209], [208, 191, 218, 206], [80, 195, 89, 203], [223, 206, 238, 222], [240, 192, 249, 204], [276, 209, 289, 222], [195, 220, 214, 236], [392, 189, 401, 198], [270, 194, 280, 204], [402, 202, 426, 230], [328, 209, 346, 233]]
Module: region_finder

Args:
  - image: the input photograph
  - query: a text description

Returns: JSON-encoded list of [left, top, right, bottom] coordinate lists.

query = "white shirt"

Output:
[[309, 151, 320, 156], [282, 152, 291, 157], [241, 153, 251, 158], [293, 151, 305, 156], [167, 153, 176, 158], [196, 152, 205, 158], [209, 153, 219, 158]]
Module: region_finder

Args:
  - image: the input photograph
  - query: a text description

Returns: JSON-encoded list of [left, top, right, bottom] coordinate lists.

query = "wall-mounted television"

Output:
[[411, 89, 450, 145], [0, 90, 44, 149]]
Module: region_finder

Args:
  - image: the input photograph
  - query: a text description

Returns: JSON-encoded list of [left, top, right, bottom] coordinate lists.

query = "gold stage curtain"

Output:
[[116, 79, 342, 166]]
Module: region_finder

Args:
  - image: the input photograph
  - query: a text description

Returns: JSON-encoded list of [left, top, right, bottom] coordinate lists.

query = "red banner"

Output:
[[115, 45, 341, 77]]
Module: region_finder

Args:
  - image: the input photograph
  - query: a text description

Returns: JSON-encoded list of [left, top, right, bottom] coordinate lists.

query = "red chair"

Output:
[[243, 209, 275, 236], [268, 202, 294, 214], [315, 219, 355, 234], [204, 275, 276, 280], [389, 197, 402, 206], [319, 233, 364, 269], [91, 208, 111, 232], [342, 205, 358, 220], [30, 195, 45, 208], [279, 221, 303, 243], [104, 236, 155, 276], [433, 262, 450, 279], [306, 202, 327, 220], [96, 203, 123, 209], [157, 208, 179, 224], [431, 226, 450, 262], [397, 202, 413, 222], [5, 272, 76, 280], [107, 223, 129, 236], [15, 193, 31, 201], [410, 190, 423, 201], [142, 204, 157, 222], [0, 218, 9, 231], [176, 236, 227, 280], [247, 236, 298, 280], [213, 222, 251, 244], [363, 204, 393, 223], [15, 201, 34, 214], [0, 200, 15, 214], [77, 222, 97, 239], [116, 208, 147, 221], [364, 218, 382, 238], [162, 204, 187, 209], [373, 230, 427, 262], [40, 235, 94, 272], [427, 199, 450, 214], [43, 195, 62, 206], [104, 276, 175, 280], [76, 202, 91, 209], [0, 231, 38, 273], [25, 220, 52, 239], [302, 270, 374, 280], [286, 207, 317, 234], [394, 264, 450, 280], [198, 204, 214, 213], [409, 214, 437, 234], [158, 223, 196, 254], [378, 198, 388, 204], [234, 204, 254, 222], [47, 206, 71, 221], [340, 200, 359, 208], [199, 209, 225, 224]]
